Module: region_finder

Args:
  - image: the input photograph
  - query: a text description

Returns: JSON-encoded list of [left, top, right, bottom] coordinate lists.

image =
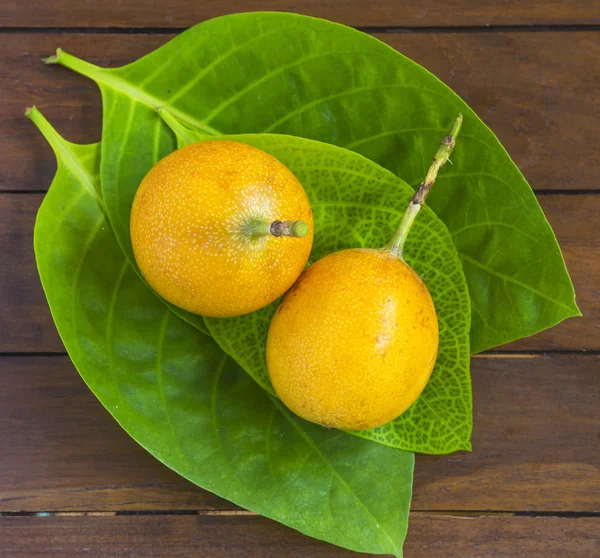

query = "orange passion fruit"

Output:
[[267, 116, 462, 430], [130, 140, 313, 317]]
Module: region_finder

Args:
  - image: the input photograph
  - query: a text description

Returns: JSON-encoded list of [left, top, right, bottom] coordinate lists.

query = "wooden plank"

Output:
[[382, 31, 600, 196], [507, 193, 598, 351], [1, 354, 597, 512], [0, 514, 597, 557], [1, 193, 595, 353], [2, 1, 600, 28], [0, 195, 62, 352], [406, 514, 599, 557], [2, 31, 599, 192], [414, 353, 599, 511], [0, 355, 230, 512]]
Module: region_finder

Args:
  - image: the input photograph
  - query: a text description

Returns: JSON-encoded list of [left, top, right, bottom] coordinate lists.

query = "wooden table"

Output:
[[1, 2, 599, 556]]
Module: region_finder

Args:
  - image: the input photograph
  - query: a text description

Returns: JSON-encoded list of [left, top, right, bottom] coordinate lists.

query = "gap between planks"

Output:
[[1, 510, 598, 518], [2, 351, 599, 359], [3, 189, 600, 196], [1, 25, 600, 35]]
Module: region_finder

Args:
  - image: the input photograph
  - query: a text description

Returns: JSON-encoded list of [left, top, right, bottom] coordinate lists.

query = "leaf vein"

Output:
[[275, 401, 402, 555]]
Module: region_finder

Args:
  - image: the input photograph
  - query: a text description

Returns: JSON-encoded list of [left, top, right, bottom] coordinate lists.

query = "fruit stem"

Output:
[[386, 114, 463, 257], [247, 220, 309, 239]]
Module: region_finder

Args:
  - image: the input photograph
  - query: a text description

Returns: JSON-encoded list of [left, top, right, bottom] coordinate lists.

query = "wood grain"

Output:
[[0, 514, 598, 557], [1, 193, 595, 353], [2, 1, 600, 28], [1, 354, 597, 513], [0, 356, 229, 512], [406, 514, 599, 557], [415, 353, 600, 512], [2, 31, 598, 193], [0, 195, 62, 352]]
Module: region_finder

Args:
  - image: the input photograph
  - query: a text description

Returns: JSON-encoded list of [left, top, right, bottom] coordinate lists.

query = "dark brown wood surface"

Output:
[[2, 355, 598, 513], [1, 515, 598, 557], [2, 1, 600, 28], [1, 3, 598, 557]]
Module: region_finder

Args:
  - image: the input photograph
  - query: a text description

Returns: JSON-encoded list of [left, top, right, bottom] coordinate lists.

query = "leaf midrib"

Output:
[[53, 50, 221, 136], [275, 399, 403, 556], [53, 141, 104, 209], [459, 253, 576, 313]]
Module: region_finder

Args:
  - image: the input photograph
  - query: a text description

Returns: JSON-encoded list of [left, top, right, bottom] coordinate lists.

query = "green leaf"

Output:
[[29, 106, 414, 558], [47, 12, 578, 353], [162, 110, 472, 455]]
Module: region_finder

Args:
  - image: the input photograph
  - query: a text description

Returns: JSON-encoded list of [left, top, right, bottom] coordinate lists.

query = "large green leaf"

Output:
[[46, 12, 579, 353], [29, 106, 414, 557], [161, 109, 471, 455]]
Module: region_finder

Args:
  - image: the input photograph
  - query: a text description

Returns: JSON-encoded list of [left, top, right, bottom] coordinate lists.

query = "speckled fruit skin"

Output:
[[266, 248, 438, 430], [130, 140, 313, 317]]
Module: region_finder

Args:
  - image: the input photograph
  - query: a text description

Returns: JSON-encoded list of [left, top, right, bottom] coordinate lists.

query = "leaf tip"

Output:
[[24, 105, 45, 127], [24, 106, 67, 161], [42, 48, 63, 65]]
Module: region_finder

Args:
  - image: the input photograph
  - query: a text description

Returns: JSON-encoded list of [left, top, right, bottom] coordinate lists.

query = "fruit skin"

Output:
[[266, 248, 438, 431], [130, 140, 313, 317]]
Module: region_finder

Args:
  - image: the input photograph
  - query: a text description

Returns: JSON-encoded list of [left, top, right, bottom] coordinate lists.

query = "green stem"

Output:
[[158, 107, 211, 145], [24, 106, 103, 206], [386, 114, 463, 256], [43, 48, 104, 83], [247, 219, 309, 239], [25, 105, 69, 156]]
